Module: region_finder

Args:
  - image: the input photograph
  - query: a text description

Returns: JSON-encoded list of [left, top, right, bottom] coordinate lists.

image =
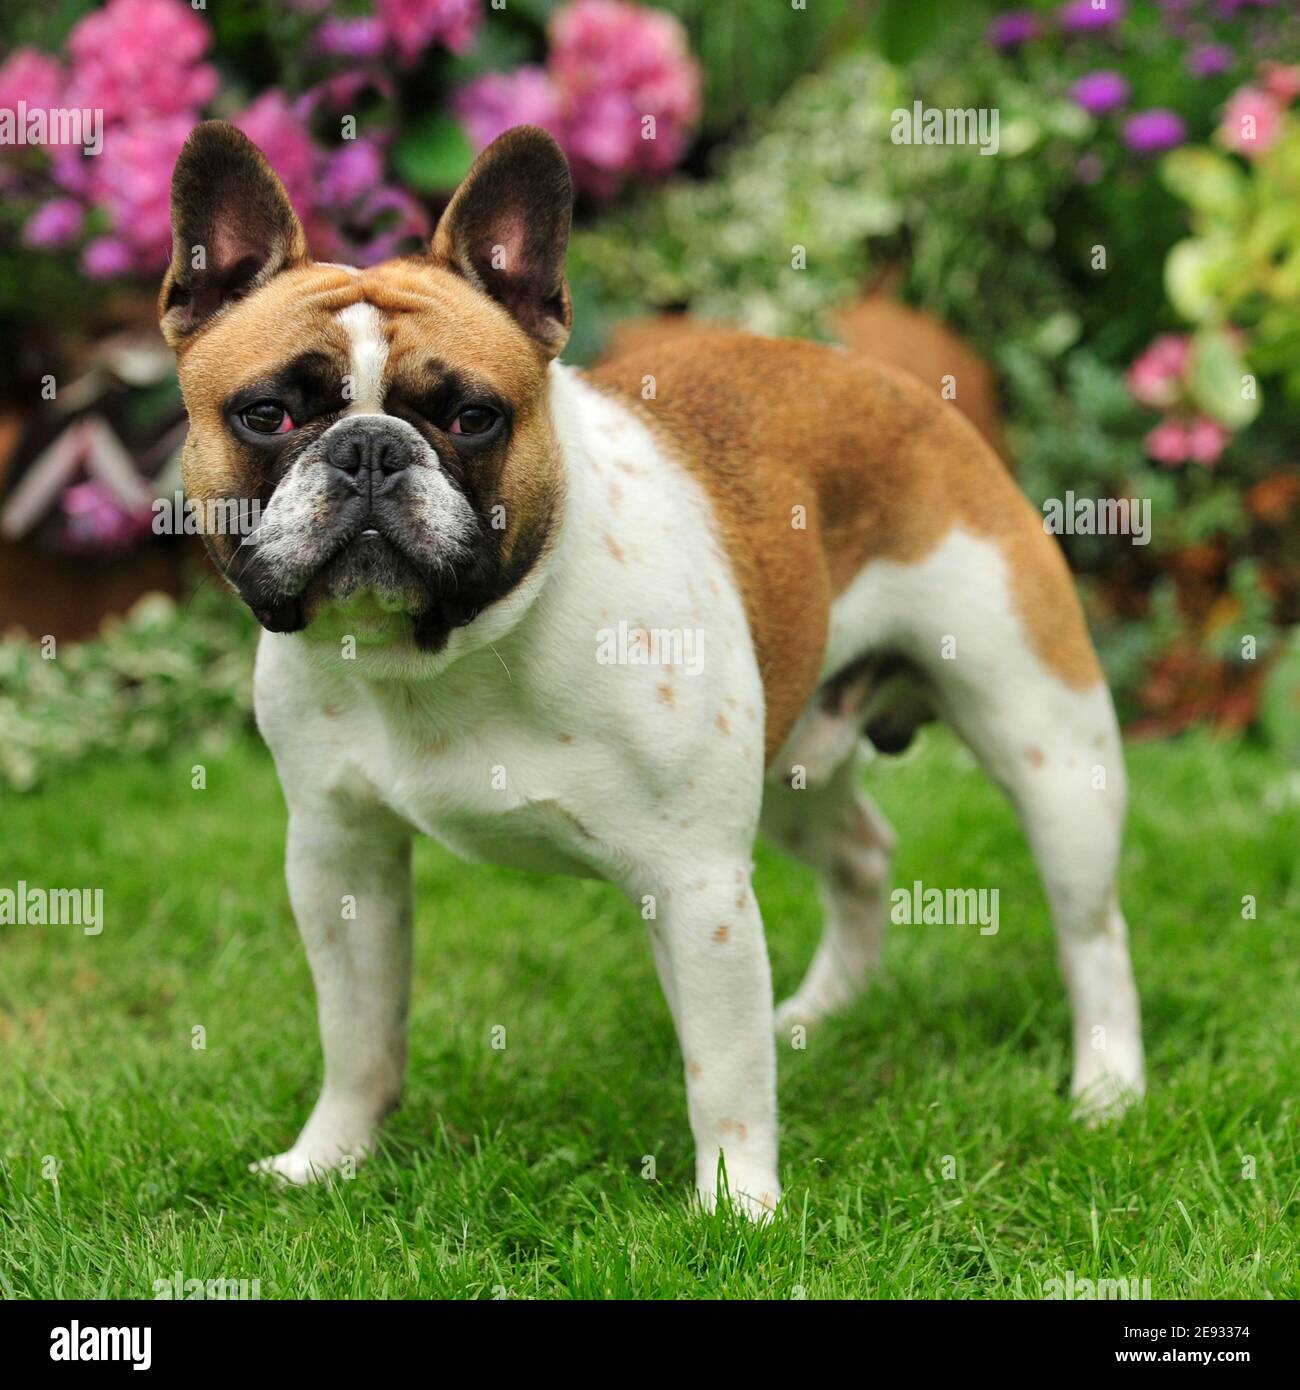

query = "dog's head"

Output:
[[160, 121, 572, 653]]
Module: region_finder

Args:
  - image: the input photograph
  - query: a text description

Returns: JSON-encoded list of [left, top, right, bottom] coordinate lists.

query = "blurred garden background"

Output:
[[0, 0, 1298, 789]]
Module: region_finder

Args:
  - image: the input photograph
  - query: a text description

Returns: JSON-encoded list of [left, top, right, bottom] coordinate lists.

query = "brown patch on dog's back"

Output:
[[587, 332, 1100, 764]]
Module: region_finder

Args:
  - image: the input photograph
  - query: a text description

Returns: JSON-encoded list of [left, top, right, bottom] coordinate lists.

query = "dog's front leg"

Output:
[[649, 863, 780, 1220], [252, 808, 412, 1184]]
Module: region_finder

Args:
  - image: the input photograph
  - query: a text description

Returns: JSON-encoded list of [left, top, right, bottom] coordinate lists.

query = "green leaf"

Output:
[[1161, 148, 1249, 221], [1164, 236, 1236, 323], [1187, 327, 1261, 428], [392, 113, 475, 194]]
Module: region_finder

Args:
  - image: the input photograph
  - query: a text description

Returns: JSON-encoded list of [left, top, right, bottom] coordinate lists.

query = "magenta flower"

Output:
[[1187, 44, 1234, 78], [84, 114, 192, 272], [1186, 416, 1229, 465], [548, 0, 702, 195], [62, 479, 151, 551], [1127, 334, 1190, 409], [1059, 0, 1128, 33], [1123, 108, 1187, 154], [1220, 85, 1283, 155], [1144, 418, 1190, 465], [455, 0, 701, 198], [0, 46, 65, 116], [454, 67, 566, 151], [64, 0, 217, 124], [81, 236, 136, 280], [235, 91, 319, 227], [320, 186, 430, 266], [376, 0, 481, 66], [316, 17, 388, 60], [987, 11, 1040, 51], [1071, 70, 1130, 115], [319, 138, 386, 209], [23, 197, 85, 250]]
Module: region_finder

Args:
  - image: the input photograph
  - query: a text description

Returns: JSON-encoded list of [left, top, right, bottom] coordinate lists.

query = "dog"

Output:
[[160, 121, 1144, 1218]]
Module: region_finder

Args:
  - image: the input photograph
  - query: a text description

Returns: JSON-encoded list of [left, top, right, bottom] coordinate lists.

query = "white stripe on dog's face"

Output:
[[337, 301, 389, 414]]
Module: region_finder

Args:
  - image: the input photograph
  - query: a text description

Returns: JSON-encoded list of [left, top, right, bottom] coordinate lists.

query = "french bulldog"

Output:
[[160, 121, 1144, 1218]]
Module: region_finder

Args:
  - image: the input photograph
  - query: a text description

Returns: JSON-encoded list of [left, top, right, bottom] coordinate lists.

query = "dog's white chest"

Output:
[[254, 368, 767, 888]]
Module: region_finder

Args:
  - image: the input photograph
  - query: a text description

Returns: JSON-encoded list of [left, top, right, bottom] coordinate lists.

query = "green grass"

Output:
[[1, 729, 1297, 1299]]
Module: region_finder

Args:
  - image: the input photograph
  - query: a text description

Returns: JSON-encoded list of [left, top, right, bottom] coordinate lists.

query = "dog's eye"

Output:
[[240, 401, 294, 435], [448, 406, 498, 436]]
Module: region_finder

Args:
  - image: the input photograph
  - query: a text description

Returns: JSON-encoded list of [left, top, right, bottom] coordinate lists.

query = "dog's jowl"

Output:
[[161, 121, 1144, 1219]]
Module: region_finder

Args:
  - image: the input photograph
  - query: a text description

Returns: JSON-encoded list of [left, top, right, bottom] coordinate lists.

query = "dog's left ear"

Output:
[[159, 121, 309, 350], [431, 125, 574, 358]]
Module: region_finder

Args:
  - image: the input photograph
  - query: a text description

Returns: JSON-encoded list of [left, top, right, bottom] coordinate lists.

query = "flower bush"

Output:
[[0, 0, 704, 302]]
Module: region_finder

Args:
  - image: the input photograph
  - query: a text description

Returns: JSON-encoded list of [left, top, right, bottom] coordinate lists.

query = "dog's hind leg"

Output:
[[862, 527, 1146, 1118], [760, 750, 895, 1036], [942, 685, 1145, 1119]]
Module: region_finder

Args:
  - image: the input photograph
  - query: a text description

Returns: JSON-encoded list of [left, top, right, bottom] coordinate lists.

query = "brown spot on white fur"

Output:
[[712, 924, 730, 943], [588, 332, 1102, 764]]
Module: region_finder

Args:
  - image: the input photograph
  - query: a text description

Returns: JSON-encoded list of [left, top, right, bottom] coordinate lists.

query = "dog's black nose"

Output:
[[324, 419, 414, 492]]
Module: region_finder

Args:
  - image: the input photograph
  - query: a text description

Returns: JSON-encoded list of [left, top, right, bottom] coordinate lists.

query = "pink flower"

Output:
[[549, 0, 702, 195], [235, 91, 318, 227], [61, 479, 151, 551], [1260, 62, 1300, 106], [64, 0, 217, 124], [319, 138, 386, 209], [376, 0, 482, 66], [1144, 418, 1190, 465], [319, 185, 430, 266], [84, 114, 192, 272], [0, 46, 65, 116], [1186, 415, 1228, 465], [23, 197, 84, 249], [1220, 85, 1283, 156], [453, 67, 566, 151], [1126, 334, 1191, 409], [316, 17, 388, 61], [81, 236, 136, 280]]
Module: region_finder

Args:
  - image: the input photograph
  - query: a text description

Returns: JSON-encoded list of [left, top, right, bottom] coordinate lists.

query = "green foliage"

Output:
[[0, 584, 256, 793]]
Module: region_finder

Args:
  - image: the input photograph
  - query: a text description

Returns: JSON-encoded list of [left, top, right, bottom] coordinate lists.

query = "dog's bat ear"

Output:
[[431, 125, 573, 358], [159, 121, 308, 349]]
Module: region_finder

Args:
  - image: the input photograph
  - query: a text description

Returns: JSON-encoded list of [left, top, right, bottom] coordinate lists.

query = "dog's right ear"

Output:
[[159, 121, 308, 350]]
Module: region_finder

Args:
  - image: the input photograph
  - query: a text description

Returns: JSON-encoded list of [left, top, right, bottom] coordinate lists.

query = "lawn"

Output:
[[1, 728, 1296, 1300]]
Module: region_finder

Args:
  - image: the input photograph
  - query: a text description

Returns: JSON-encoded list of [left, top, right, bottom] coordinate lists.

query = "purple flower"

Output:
[[319, 138, 385, 209], [454, 66, 565, 152], [1071, 70, 1130, 115], [1059, 0, 1128, 33], [1123, 108, 1187, 154], [82, 236, 135, 279], [1187, 44, 1234, 77], [987, 10, 1040, 51], [316, 17, 387, 60], [23, 197, 85, 250]]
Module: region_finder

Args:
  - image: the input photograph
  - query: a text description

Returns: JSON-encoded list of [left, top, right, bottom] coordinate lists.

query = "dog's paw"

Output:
[[1071, 1069, 1145, 1128], [774, 991, 834, 1038], [249, 1145, 362, 1185], [695, 1171, 782, 1225]]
